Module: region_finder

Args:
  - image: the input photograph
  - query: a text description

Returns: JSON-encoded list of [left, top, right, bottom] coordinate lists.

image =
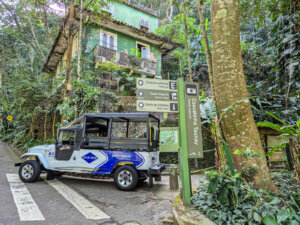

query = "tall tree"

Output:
[[77, 0, 83, 79], [64, 0, 75, 98], [182, 1, 192, 81], [196, 0, 214, 101], [211, 0, 276, 190]]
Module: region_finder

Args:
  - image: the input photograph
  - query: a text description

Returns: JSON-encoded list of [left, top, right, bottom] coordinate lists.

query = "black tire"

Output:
[[19, 160, 41, 183], [114, 165, 139, 191]]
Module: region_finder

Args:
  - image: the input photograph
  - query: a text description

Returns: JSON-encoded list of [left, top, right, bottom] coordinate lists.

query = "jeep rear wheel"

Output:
[[114, 165, 138, 191], [19, 160, 41, 183]]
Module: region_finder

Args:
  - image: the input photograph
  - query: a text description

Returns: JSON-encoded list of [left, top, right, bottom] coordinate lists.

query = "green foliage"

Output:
[[193, 134, 299, 224], [222, 139, 234, 175], [0, 0, 62, 148], [257, 112, 300, 137], [199, 92, 216, 125], [193, 171, 300, 225], [240, 0, 300, 124], [57, 70, 102, 124], [97, 61, 121, 72], [155, 6, 207, 80], [206, 169, 242, 207]]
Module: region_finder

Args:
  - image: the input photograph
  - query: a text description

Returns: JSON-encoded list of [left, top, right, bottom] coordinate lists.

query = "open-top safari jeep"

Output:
[[15, 113, 165, 191]]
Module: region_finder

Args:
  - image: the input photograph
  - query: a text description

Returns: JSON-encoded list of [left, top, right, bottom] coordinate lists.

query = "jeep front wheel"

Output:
[[19, 160, 41, 183], [114, 165, 138, 191]]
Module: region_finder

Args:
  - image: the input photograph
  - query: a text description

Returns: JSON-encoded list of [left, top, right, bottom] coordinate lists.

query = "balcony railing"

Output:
[[94, 45, 158, 76]]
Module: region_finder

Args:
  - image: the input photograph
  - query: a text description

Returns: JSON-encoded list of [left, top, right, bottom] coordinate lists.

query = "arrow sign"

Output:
[[136, 78, 178, 112]]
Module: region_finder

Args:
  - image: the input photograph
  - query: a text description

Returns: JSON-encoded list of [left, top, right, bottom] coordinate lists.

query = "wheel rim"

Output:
[[21, 164, 34, 179], [118, 170, 133, 187]]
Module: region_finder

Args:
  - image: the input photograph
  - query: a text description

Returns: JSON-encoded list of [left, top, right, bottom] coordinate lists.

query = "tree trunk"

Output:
[[25, 11, 46, 60], [0, 71, 2, 126], [52, 111, 56, 138], [211, 0, 276, 191], [0, 71, 2, 97], [65, 0, 75, 93], [77, 0, 83, 79], [44, 112, 48, 142], [179, 58, 182, 77], [30, 116, 35, 138], [167, 0, 173, 22], [196, 0, 224, 171], [196, 0, 215, 101], [62, 0, 75, 124], [182, 1, 192, 81], [42, 4, 53, 46], [289, 138, 300, 184]]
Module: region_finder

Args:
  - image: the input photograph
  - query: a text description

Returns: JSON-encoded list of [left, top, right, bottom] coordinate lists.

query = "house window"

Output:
[[140, 18, 150, 31], [137, 42, 150, 59], [109, 36, 114, 49], [100, 30, 117, 50], [102, 34, 107, 48]]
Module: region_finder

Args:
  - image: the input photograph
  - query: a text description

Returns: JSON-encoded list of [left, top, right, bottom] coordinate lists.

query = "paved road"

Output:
[[0, 141, 180, 225]]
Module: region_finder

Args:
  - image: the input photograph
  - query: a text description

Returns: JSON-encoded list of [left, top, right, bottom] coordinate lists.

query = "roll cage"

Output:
[[57, 113, 160, 152]]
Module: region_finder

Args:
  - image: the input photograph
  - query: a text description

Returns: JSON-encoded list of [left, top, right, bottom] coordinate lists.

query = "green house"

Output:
[[43, 0, 178, 88]]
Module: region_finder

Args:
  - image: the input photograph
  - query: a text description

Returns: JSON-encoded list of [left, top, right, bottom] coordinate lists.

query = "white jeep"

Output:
[[15, 113, 165, 191]]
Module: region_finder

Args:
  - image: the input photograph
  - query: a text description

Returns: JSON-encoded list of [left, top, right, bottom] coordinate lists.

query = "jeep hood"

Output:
[[28, 144, 55, 153]]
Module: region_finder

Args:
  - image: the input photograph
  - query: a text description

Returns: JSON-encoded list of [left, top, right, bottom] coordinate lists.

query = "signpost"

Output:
[[184, 82, 203, 158], [135, 77, 203, 206], [136, 78, 178, 112], [177, 78, 192, 206]]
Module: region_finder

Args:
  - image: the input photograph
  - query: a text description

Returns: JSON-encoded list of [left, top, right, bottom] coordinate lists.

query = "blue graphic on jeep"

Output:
[[82, 152, 98, 163]]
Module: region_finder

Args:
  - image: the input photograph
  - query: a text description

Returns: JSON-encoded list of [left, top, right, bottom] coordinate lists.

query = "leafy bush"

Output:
[[192, 171, 300, 225]]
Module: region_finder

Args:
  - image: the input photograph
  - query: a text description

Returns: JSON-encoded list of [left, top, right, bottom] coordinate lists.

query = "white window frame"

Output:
[[139, 17, 151, 31], [136, 41, 150, 59], [100, 30, 117, 50]]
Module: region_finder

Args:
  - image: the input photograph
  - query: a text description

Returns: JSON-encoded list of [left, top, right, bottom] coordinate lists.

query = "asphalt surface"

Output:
[[0, 141, 180, 225]]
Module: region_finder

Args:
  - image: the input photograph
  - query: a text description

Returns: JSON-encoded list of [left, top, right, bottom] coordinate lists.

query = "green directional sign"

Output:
[[184, 82, 203, 158], [137, 89, 178, 102], [136, 100, 178, 112], [136, 78, 178, 112], [136, 78, 177, 91]]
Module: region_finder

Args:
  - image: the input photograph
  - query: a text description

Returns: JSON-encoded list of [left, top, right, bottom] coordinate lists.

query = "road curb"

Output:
[[0, 140, 21, 161], [172, 194, 215, 225]]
